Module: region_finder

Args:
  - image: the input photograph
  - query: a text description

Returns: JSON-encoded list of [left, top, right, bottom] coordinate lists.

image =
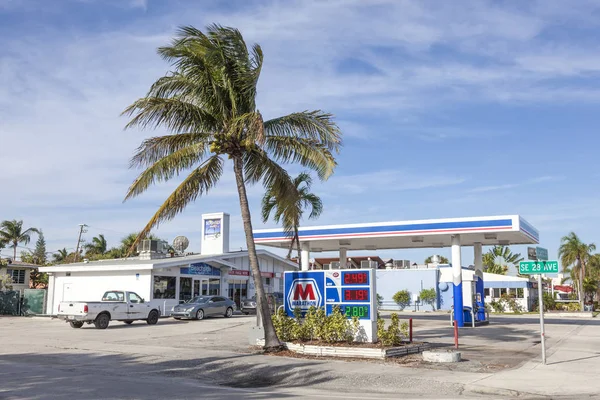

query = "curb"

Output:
[[464, 385, 521, 398]]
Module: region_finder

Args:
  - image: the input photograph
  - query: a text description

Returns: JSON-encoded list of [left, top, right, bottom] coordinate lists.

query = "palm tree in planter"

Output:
[[0, 220, 40, 261], [121, 25, 341, 350], [261, 172, 323, 266]]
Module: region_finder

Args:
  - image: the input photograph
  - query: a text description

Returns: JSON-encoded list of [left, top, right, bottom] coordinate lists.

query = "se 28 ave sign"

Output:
[[519, 260, 559, 274]]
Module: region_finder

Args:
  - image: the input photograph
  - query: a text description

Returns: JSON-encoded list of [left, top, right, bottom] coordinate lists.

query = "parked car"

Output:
[[58, 290, 160, 329], [241, 292, 284, 315], [171, 295, 235, 320]]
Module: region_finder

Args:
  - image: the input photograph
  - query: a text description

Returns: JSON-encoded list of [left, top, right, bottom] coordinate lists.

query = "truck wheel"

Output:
[[124, 321, 133, 325], [69, 321, 84, 329], [146, 310, 159, 325], [94, 313, 110, 329], [224, 307, 233, 318], [195, 309, 204, 320]]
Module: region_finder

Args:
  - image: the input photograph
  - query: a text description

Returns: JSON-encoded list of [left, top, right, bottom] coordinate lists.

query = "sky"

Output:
[[1, 0, 600, 269]]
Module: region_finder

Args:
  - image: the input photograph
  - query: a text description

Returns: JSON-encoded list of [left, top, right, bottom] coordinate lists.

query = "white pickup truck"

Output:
[[58, 290, 160, 329]]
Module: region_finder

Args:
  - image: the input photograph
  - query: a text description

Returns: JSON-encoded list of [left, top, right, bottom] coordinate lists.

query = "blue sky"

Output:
[[1, 0, 599, 268]]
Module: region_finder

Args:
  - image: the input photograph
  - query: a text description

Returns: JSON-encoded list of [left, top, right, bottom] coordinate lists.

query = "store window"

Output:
[[516, 288, 524, 298], [208, 279, 220, 295], [7, 269, 25, 284], [153, 276, 176, 299], [484, 288, 490, 297], [279, 278, 283, 293], [493, 288, 501, 298], [508, 288, 517, 297], [180, 277, 192, 302]]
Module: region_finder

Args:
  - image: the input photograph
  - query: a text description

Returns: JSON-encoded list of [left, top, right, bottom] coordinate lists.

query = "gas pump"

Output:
[[474, 274, 486, 322]]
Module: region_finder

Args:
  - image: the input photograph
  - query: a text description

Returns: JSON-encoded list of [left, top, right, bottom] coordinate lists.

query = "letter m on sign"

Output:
[[287, 278, 322, 314], [294, 283, 316, 300]]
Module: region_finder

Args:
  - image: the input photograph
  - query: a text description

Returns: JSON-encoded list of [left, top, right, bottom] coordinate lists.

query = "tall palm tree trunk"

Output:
[[295, 226, 302, 269], [13, 241, 17, 261], [233, 157, 281, 350]]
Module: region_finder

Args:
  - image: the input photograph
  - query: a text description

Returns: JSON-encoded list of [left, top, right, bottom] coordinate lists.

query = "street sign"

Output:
[[527, 247, 537, 260], [519, 260, 559, 275], [535, 247, 548, 261]]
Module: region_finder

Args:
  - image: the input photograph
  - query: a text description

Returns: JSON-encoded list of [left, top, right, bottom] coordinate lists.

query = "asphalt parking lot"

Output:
[[1, 313, 599, 399]]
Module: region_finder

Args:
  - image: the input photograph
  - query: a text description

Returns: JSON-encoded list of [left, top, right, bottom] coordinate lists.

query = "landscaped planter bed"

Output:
[[256, 339, 431, 359]]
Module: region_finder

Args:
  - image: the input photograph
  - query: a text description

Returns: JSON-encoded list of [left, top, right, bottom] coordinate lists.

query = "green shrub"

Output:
[[542, 292, 556, 311], [567, 302, 581, 312], [490, 300, 504, 313], [377, 313, 408, 347], [419, 288, 436, 310], [272, 306, 359, 344], [500, 294, 523, 313], [392, 290, 410, 309]]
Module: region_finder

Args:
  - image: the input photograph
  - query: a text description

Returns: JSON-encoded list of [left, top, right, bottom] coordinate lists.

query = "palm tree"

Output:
[[261, 172, 323, 265], [121, 25, 341, 350], [52, 248, 69, 263], [0, 220, 40, 261], [483, 246, 524, 275], [424, 255, 449, 264], [84, 234, 108, 256], [120, 232, 161, 256], [558, 232, 596, 301]]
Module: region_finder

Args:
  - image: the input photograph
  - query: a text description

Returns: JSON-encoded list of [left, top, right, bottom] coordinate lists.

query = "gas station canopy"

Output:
[[253, 215, 539, 252]]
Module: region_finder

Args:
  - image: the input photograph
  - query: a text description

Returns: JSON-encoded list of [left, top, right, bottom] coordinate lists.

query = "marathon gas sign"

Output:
[[284, 271, 324, 317]]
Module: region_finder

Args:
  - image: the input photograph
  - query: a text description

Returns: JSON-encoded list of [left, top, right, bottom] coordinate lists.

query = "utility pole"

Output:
[[74, 224, 87, 262]]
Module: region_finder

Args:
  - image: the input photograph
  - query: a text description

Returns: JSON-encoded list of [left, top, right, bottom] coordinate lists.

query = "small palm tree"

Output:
[[558, 232, 596, 300], [120, 232, 161, 256], [52, 248, 69, 263], [84, 234, 108, 257], [483, 246, 523, 275], [0, 220, 40, 261], [261, 172, 323, 265], [121, 25, 341, 350]]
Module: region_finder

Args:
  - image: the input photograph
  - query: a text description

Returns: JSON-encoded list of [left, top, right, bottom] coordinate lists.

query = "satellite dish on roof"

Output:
[[173, 236, 189, 254]]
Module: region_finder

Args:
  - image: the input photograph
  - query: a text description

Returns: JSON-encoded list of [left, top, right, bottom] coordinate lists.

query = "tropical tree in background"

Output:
[[483, 245, 524, 275], [558, 232, 596, 301], [424, 255, 449, 264], [261, 172, 323, 265], [32, 231, 47, 265], [52, 248, 69, 263], [121, 25, 341, 349], [84, 234, 108, 257], [0, 220, 40, 261]]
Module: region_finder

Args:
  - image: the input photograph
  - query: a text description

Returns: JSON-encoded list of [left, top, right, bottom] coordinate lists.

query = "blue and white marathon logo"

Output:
[[287, 279, 322, 311]]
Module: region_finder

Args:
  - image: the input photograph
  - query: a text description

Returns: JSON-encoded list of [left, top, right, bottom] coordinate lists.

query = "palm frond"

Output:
[[122, 97, 220, 134], [129, 133, 211, 168], [264, 111, 342, 153], [264, 135, 337, 180], [128, 156, 224, 253]]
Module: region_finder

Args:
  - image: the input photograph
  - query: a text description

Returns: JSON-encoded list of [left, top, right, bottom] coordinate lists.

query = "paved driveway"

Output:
[[1, 313, 600, 399]]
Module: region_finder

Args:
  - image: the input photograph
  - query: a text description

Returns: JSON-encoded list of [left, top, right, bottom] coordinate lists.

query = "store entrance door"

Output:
[[193, 278, 209, 297]]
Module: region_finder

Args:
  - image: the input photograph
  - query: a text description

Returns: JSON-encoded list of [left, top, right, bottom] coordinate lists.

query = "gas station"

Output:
[[253, 214, 540, 340]]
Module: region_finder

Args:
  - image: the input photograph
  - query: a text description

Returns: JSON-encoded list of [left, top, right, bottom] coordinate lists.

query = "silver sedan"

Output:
[[171, 295, 236, 320]]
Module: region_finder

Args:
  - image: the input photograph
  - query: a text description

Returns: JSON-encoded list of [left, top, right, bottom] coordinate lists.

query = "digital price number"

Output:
[[342, 271, 369, 285], [344, 305, 370, 319], [343, 288, 370, 302]]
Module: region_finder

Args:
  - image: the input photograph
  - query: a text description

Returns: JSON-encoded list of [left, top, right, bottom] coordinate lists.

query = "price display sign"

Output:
[[342, 271, 369, 285], [343, 288, 370, 302]]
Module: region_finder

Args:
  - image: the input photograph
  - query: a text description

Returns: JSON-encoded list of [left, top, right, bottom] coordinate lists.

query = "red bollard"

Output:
[[409, 318, 413, 343], [454, 320, 459, 349]]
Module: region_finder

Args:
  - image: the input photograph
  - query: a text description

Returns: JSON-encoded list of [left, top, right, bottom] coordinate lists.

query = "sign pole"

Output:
[[537, 272, 546, 365]]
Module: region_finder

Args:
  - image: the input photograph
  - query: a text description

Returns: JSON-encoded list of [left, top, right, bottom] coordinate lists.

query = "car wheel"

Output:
[[196, 309, 204, 320], [173, 317, 181, 320], [146, 310, 159, 325], [69, 321, 84, 329], [124, 321, 133, 325], [225, 307, 233, 318], [243, 312, 249, 315], [94, 313, 110, 329]]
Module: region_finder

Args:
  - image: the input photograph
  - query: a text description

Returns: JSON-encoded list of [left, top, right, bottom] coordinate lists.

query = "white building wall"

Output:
[[49, 270, 152, 315]]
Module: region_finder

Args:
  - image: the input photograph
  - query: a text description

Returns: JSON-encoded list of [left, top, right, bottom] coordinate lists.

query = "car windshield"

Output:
[[187, 297, 209, 304]]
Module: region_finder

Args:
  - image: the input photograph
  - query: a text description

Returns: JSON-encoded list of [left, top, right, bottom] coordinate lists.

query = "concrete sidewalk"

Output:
[[462, 321, 600, 398]]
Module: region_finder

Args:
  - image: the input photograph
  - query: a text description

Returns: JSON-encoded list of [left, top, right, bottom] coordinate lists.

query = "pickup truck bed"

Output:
[[58, 290, 160, 329]]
